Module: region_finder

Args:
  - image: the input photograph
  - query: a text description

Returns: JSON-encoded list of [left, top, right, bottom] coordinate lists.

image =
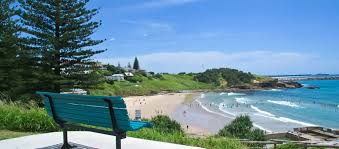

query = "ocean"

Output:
[[196, 80, 339, 133]]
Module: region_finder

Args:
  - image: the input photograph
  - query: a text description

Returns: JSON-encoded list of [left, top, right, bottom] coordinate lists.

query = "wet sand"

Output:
[[171, 99, 233, 136]]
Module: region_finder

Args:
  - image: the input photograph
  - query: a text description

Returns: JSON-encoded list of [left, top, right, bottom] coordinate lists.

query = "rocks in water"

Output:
[[254, 80, 303, 89], [305, 86, 320, 89]]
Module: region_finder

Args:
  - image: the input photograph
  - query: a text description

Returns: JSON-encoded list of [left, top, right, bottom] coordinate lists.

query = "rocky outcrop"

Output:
[[254, 80, 303, 89]]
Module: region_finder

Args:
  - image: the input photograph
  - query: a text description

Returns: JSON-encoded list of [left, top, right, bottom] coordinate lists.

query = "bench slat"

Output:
[[45, 106, 130, 122], [52, 96, 127, 108], [36, 92, 150, 132]]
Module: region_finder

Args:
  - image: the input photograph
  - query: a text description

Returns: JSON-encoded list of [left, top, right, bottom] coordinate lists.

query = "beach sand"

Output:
[[124, 93, 187, 119], [124, 93, 233, 136], [171, 100, 233, 136]]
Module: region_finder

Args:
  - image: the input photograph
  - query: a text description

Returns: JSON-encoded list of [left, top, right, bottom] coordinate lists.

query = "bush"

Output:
[[248, 128, 265, 141], [276, 143, 325, 149], [0, 101, 59, 132], [218, 115, 252, 138], [218, 115, 265, 141], [127, 75, 144, 83], [150, 115, 184, 134], [154, 74, 164, 80], [128, 128, 246, 149]]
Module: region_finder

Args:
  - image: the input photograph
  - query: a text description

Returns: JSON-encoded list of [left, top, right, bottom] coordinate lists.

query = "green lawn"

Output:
[[91, 74, 214, 96], [0, 129, 36, 140]]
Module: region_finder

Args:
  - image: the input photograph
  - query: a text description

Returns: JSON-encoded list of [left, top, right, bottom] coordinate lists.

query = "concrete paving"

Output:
[[0, 131, 204, 149]]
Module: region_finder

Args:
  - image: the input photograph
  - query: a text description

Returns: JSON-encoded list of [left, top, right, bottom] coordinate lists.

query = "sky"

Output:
[[88, 0, 339, 75]]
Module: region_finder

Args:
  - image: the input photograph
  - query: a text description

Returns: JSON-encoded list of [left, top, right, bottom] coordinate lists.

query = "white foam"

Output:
[[219, 92, 226, 95], [267, 100, 301, 108], [251, 106, 316, 127], [251, 105, 275, 117], [253, 123, 272, 133], [337, 105, 339, 108], [195, 100, 234, 118], [197, 101, 272, 133], [200, 93, 205, 98], [228, 92, 246, 96], [235, 97, 250, 104]]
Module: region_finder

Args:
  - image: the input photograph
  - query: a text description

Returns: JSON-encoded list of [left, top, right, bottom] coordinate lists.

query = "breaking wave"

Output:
[[235, 97, 251, 104], [251, 105, 316, 126], [227, 92, 246, 96], [267, 100, 301, 108]]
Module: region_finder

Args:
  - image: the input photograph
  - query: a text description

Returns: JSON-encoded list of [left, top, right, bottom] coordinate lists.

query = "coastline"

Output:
[[124, 92, 217, 135], [124, 91, 277, 136]]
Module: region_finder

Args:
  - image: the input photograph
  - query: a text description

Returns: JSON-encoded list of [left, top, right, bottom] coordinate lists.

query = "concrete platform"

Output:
[[0, 131, 204, 149]]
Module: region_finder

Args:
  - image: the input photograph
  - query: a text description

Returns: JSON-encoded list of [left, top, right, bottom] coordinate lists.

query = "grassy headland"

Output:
[[91, 74, 214, 96]]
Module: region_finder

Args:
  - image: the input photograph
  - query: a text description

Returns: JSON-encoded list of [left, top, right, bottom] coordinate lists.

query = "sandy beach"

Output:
[[124, 93, 188, 119], [124, 93, 223, 136]]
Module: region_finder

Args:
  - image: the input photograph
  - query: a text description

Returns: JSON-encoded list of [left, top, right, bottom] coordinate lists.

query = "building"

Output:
[[105, 74, 125, 81], [124, 72, 134, 77]]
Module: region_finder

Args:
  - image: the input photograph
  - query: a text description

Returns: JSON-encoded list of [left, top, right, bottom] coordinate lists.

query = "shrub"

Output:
[[248, 128, 265, 141], [276, 143, 325, 149], [218, 115, 265, 141], [154, 74, 164, 80], [218, 115, 252, 138], [128, 128, 246, 149], [0, 101, 59, 132], [150, 115, 184, 134]]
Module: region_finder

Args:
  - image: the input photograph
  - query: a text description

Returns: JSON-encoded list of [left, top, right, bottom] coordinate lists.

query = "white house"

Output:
[[105, 74, 125, 81], [124, 72, 134, 77]]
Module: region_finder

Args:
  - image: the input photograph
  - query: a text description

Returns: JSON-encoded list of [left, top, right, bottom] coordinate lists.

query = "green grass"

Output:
[[0, 101, 246, 148], [0, 129, 36, 140], [0, 101, 59, 132], [91, 74, 214, 96], [128, 128, 246, 149]]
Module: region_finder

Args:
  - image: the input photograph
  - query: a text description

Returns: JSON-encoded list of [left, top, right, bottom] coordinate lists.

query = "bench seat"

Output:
[[36, 91, 152, 149]]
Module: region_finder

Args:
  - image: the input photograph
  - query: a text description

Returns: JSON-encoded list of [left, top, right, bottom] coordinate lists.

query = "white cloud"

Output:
[[96, 51, 339, 75], [122, 0, 201, 10], [121, 20, 173, 32]]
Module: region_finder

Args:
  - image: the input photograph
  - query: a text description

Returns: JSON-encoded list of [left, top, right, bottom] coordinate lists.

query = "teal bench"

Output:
[[36, 92, 152, 149]]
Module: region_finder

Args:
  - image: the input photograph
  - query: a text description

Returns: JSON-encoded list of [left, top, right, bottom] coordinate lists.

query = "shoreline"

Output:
[[124, 87, 336, 136], [124, 92, 215, 135]]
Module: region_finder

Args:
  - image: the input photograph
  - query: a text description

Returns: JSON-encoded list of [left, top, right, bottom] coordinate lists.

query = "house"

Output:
[[62, 88, 87, 95], [124, 72, 134, 77], [105, 74, 125, 81]]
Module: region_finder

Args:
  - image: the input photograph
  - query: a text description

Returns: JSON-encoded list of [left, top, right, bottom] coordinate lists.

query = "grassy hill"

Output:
[[90, 74, 214, 96]]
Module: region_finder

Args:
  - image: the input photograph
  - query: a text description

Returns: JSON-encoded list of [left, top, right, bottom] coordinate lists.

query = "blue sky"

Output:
[[89, 0, 339, 75]]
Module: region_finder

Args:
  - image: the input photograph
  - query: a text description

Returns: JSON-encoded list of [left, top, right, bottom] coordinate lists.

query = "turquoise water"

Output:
[[197, 80, 339, 132]]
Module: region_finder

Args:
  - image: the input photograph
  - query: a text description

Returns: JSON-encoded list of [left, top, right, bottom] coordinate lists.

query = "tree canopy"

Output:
[[133, 57, 140, 70], [195, 68, 255, 87], [18, 0, 105, 92]]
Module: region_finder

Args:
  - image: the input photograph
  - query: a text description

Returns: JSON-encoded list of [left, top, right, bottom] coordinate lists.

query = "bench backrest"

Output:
[[36, 92, 131, 131]]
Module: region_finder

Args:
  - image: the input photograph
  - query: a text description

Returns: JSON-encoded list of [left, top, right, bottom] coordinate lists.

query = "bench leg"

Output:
[[61, 128, 74, 149], [116, 135, 121, 149]]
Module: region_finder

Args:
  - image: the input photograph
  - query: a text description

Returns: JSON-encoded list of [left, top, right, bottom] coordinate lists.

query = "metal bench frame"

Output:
[[44, 95, 126, 149]]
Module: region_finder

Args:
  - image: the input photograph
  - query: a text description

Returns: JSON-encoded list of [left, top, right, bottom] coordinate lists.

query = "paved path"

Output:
[[0, 131, 204, 149]]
